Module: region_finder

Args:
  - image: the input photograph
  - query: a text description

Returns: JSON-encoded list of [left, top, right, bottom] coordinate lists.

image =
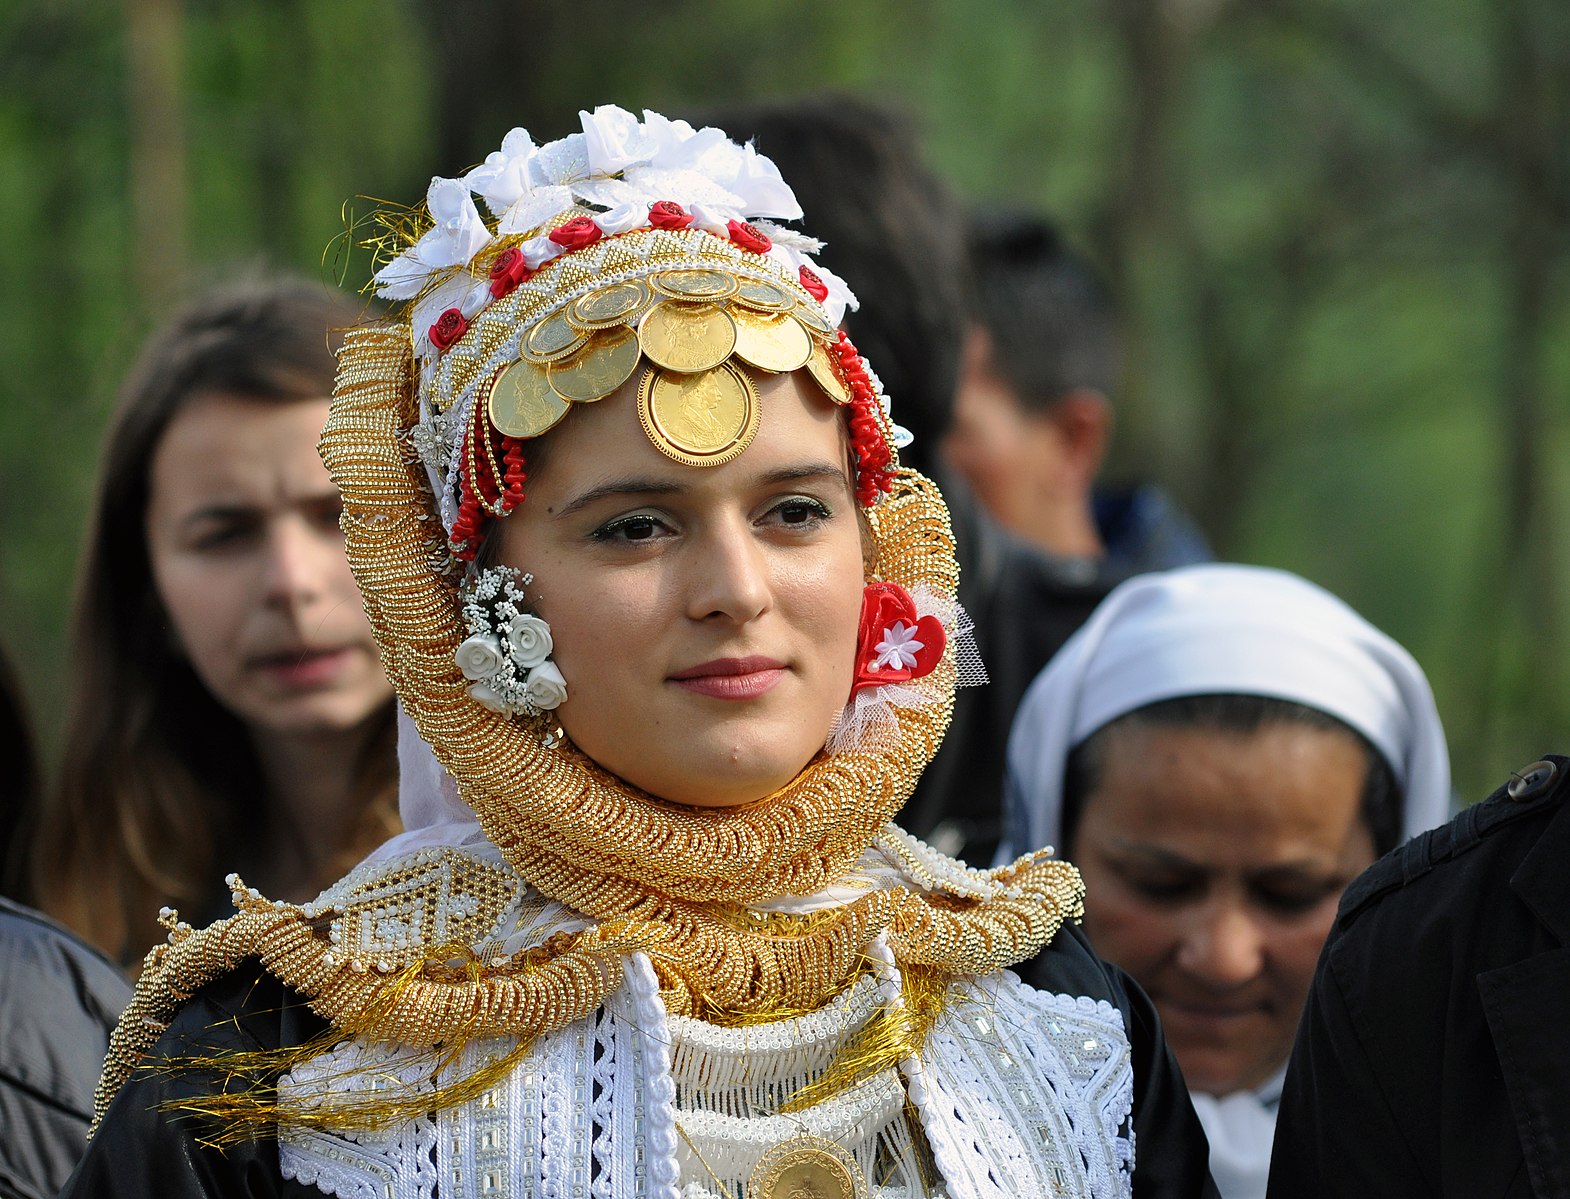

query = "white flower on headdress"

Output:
[[467, 681, 510, 713], [506, 614, 554, 670], [464, 127, 538, 216], [373, 177, 492, 300], [456, 633, 508, 681], [873, 622, 926, 671], [523, 661, 568, 711], [579, 104, 658, 175]]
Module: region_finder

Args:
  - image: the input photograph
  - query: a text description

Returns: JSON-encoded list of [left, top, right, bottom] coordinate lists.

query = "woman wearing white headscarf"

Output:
[[1004, 564, 1451, 1199]]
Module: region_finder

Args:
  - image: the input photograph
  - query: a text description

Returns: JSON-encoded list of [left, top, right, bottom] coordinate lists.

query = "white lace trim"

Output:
[[277, 858, 1134, 1199]]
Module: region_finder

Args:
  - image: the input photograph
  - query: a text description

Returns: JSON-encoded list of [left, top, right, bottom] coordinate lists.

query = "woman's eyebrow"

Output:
[[552, 461, 848, 519]]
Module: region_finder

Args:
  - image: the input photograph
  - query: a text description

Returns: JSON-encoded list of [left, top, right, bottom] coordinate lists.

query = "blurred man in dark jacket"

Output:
[[946, 211, 1210, 585]]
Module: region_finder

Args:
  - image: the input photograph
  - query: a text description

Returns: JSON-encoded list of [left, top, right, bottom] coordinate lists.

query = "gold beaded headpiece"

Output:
[[379, 106, 905, 564]]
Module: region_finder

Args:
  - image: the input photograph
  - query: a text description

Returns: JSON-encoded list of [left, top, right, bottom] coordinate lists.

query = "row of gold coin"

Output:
[[486, 270, 854, 468]]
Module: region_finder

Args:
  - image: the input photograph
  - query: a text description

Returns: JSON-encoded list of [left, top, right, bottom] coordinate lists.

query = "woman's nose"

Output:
[[261, 518, 330, 611], [1175, 900, 1267, 989], [686, 521, 771, 624]]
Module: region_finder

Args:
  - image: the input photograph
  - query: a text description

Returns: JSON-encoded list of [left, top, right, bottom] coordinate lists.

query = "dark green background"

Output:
[[3, 0, 1566, 802]]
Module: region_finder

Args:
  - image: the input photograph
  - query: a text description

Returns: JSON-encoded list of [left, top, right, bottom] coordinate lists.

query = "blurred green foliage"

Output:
[[1, 0, 1564, 801]]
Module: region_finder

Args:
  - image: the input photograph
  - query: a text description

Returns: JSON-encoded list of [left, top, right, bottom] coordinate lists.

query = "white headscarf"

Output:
[[1001, 563, 1452, 1199], [1004, 563, 1451, 862]]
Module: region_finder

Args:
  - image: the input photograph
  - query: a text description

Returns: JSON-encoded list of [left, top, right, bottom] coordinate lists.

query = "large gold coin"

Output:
[[732, 309, 813, 374], [521, 311, 589, 363], [652, 268, 738, 302], [568, 280, 651, 330], [637, 303, 737, 374], [637, 363, 759, 467], [735, 278, 797, 312], [547, 326, 641, 402], [805, 337, 854, 405], [488, 360, 571, 439], [749, 1137, 866, 1199]]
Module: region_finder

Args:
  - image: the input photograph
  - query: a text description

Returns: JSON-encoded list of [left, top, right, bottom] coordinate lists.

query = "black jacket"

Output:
[[68, 922, 1217, 1198], [1268, 754, 1570, 1198], [0, 899, 130, 1199]]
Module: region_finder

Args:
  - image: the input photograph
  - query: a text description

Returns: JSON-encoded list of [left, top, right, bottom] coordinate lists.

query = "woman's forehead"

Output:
[[525, 367, 849, 495]]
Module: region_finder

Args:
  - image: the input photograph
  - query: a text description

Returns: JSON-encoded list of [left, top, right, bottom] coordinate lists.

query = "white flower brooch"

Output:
[[455, 566, 567, 716]]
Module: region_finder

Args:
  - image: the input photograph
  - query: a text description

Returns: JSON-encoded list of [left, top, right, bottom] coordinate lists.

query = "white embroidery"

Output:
[[278, 853, 1134, 1199]]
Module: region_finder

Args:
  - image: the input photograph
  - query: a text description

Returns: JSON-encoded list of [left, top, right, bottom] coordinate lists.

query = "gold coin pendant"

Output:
[[732, 310, 813, 374], [637, 363, 759, 468], [637, 303, 738, 374], [735, 278, 797, 312], [749, 1136, 866, 1199], [548, 326, 642, 402], [569, 280, 651, 330], [488, 361, 571, 439], [805, 338, 854, 405], [522, 311, 589, 362], [653, 269, 739, 302]]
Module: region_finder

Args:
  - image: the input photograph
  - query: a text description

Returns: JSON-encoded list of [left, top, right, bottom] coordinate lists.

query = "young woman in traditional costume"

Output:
[[68, 108, 1215, 1198]]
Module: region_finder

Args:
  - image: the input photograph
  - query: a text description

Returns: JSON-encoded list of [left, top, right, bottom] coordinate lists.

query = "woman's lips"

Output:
[[252, 646, 354, 689], [668, 656, 787, 701]]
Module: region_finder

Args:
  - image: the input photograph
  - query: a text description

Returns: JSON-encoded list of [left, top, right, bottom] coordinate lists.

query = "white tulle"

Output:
[[826, 586, 987, 755]]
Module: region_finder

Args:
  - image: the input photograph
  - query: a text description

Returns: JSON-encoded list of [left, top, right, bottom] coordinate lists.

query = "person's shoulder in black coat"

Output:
[[0, 898, 130, 1199], [1269, 754, 1570, 1199]]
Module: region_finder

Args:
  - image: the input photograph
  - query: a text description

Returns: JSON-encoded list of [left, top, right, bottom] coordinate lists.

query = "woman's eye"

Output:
[[770, 498, 831, 527], [190, 522, 253, 552], [1255, 885, 1337, 916], [594, 514, 666, 543], [1122, 873, 1202, 905]]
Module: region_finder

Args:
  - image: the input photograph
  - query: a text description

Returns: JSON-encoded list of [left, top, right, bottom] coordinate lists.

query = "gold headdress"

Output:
[[95, 107, 1081, 1129]]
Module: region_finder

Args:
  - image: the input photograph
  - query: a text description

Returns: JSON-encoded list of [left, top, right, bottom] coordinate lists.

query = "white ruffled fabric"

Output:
[[1002, 563, 1452, 862]]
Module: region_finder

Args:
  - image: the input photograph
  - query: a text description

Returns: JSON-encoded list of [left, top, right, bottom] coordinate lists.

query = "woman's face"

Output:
[[145, 394, 392, 739], [1069, 721, 1376, 1095], [496, 368, 864, 808]]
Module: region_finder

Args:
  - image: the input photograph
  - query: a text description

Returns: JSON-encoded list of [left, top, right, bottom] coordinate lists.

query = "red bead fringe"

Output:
[[834, 330, 896, 507]]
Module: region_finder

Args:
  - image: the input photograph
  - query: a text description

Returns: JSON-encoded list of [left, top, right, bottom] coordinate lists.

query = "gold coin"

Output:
[[547, 326, 641, 403], [652, 269, 738, 302], [749, 1137, 865, 1199], [488, 361, 571, 439], [637, 363, 759, 467], [805, 337, 853, 405], [732, 309, 813, 374], [794, 301, 837, 334], [637, 303, 737, 374], [735, 278, 797, 312], [568, 280, 650, 330], [521, 311, 588, 362]]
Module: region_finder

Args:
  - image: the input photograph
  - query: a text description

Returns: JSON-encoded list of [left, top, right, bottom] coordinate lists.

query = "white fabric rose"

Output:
[[374, 177, 492, 299], [455, 633, 507, 681], [506, 614, 554, 670], [466, 681, 509, 713], [523, 661, 568, 711]]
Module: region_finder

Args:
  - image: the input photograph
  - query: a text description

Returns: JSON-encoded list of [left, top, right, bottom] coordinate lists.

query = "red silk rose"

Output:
[[852, 582, 946, 694], [488, 246, 534, 298], [648, 200, 694, 230], [429, 307, 468, 351], [727, 219, 772, 255], [799, 265, 829, 303], [549, 216, 603, 250]]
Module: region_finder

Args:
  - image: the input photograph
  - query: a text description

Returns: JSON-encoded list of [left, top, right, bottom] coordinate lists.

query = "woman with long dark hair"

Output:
[[33, 279, 398, 966]]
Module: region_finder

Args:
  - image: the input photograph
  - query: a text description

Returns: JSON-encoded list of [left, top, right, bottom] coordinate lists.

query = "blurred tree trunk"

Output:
[[123, 0, 186, 314]]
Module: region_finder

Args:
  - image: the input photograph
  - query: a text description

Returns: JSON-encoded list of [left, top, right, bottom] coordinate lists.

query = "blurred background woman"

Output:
[[1005, 563, 1451, 1199], [32, 279, 398, 967]]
